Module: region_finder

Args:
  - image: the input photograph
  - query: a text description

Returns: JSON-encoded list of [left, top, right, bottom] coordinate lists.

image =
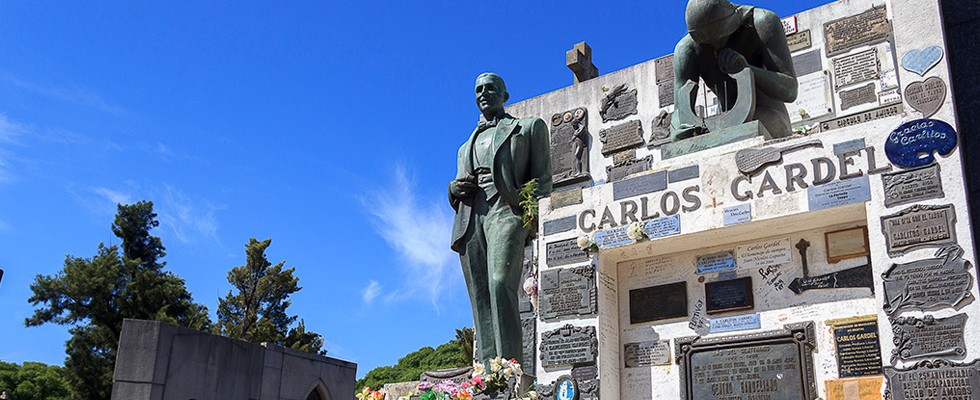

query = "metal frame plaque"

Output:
[[882, 244, 973, 314], [550, 108, 592, 187], [540, 324, 598, 368], [881, 163, 945, 207], [884, 359, 980, 400], [880, 204, 957, 256], [890, 314, 967, 362], [832, 319, 883, 378], [599, 119, 644, 155], [539, 265, 598, 321], [675, 322, 818, 400], [824, 7, 891, 57], [705, 277, 754, 314], [600, 84, 638, 122], [546, 238, 590, 267], [629, 282, 688, 324], [825, 226, 870, 263]]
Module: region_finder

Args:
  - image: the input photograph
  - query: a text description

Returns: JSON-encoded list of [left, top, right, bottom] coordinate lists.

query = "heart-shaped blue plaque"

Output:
[[885, 119, 957, 168], [901, 46, 944, 76]]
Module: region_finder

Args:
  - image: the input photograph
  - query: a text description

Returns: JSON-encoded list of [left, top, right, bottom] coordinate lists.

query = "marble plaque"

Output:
[[807, 175, 871, 211], [882, 244, 973, 314], [600, 84, 638, 122], [593, 225, 635, 249], [705, 277, 754, 314], [599, 120, 644, 155], [630, 282, 688, 323], [787, 30, 812, 53], [612, 170, 666, 200], [884, 359, 980, 400], [904, 76, 947, 118], [540, 325, 598, 368], [668, 165, 700, 183], [550, 108, 591, 187], [824, 377, 883, 400], [697, 251, 736, 274], [881, 163, 944, 207], [655, 55, 675, 108], [544, 216, 578, 236], [839, 83, 876, 111], [890, 314, 967, 362], [624, 341, 670, 367], [793, 50, 823, 76], [539, 265, 597, 321], [546, 238, 590, 267], [551, 187, 584, 209], [677, 323, 817, 400], [824, 7, 891, 57], [885, 118, 958, 168], [791, 73, 833, 122], [833, 319, 883, 378], [833, 49, 880, 89], [522, 313, 536, 372], [825, 227, 870, 263], [606, 155, 653, 183], [723, 204, 752, 225], [781, 15, 797, 35], [833, 138, 866, 155], [880, 204, 956, 256], [708, 314, 761, 333], [737, 237, 792, 270], [821, 103, 903, 131], [642, 215, 681, 240]]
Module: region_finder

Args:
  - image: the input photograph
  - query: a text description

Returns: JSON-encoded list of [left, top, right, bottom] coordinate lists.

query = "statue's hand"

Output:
[[450, 176, 479, 198], [717, 48, 748, 75]]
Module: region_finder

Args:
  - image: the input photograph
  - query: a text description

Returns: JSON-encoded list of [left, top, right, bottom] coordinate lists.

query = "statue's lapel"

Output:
[[491, 118, 520, 163], [463, 125, 481, 174]]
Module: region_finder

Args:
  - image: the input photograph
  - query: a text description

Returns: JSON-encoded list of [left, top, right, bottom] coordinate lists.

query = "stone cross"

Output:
[[567, 42, 599, 84]]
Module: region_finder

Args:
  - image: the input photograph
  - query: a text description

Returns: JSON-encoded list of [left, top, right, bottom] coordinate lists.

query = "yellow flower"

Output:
[[473, 363, 486, 376], [489, 357, 502, 373]]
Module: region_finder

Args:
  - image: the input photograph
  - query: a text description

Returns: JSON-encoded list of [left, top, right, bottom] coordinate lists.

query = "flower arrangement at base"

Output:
[[356, 386, 385, 400], [474, 357, 523, 393], [626, 221, 647, 241], [577, 235, 598, 254], [416, 380, 479, 400], [523, 273, 538, 314]]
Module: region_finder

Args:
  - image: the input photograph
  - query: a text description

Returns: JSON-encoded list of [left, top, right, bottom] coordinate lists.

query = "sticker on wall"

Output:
[[904, 76, 947, 118], [884, 119, 957, 168], [900, 45, 944, 77]]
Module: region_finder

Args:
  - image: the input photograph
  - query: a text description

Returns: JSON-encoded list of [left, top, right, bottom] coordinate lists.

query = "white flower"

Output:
[[627, 221, 646, 241], [489, 357, 502, 373], [523, 276, 537, 297], [576, 235, 593, 250], [473, 362, 485, 376]]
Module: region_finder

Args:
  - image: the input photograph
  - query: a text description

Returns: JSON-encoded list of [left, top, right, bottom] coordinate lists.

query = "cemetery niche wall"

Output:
[[506, 0, 980, 399]]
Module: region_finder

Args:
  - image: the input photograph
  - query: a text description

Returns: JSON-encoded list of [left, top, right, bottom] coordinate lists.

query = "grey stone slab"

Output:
[[540, 325, 598, 368], [624, 341, 671, 367], [543, 216, 577, 236], [550, 187, 584, 209], [612, 170, 666, 200], [668, 165, 700, 183], [793, 49, 823, 76]]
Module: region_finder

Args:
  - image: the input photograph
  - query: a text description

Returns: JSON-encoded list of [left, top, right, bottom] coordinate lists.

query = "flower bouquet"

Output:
[[356, 386, 385, 400]]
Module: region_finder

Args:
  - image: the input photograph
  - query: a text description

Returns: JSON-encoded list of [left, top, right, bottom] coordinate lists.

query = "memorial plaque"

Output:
[[624, 340, 671, 367], [649, 110, 672, 147], [781, 15, 797, 35], [882, 244, 973, 314], [668, 165, 700, 183], [793, 49, 823, 76], [890, 314, 967, 362], [629, 282, 687, 324], [825, 226, 870, 263], [600, 84, 638, 122], [807, 175, 871, 211], [551, 187, 584, 209], [540, 325, 598, 368], [880, 204, 956, 256], [884, 359, 980, 400], [904, 76, 946, 118], [593, 225, 635, 249], [522, 313, 536, 372], [881, 163, 944, 208], [519, 246, 534, 313], [821, 103, 903, 131], [788, 264, 873, 294], [825, 377, 883, 400], [833, 138, 866, 155], [611, 149, 636, 166], [790, 73, 833, 122], [824, 7, 891, 57], [723, 204, 751, 226], [737, 237, 792, 270], [544, 216, 578, 236], [885, 118, 958, 168], [606, 155, 653, 183], [901, 45, 944, 76], [550, 108, 591, 187], [705, 277, 754, 314], [539, 265, 597, 321], [833, 49, 880, 89], [642, 215, 681, 240], [787, 30, 812, 53], [599, 120, 644, 155], [839, 83, 876, 111], [709, 314, 761, 333], [676, 322, 817, 400], [546, 238, 590, 267], [696, 251, 736, 274], [655, 55, 675, 108], [832, 319, 883, 378], [612, 170, 666, 200]]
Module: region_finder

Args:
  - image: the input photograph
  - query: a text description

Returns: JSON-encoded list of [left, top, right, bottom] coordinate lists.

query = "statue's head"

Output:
[[686, 0, 740, 50], [475, 72, 509, 118]]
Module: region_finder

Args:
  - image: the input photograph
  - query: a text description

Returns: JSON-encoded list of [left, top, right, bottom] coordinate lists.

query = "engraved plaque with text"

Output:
[[890, 314, 967, 362], [655, 55, 675, 108], [546, 238, 590, 267], [839, 83, 877, 111], [550, 108, 591, 187], [833, 49, 880, 89], [882, 244, 973, 314], [539, 265, 598, 321], [606, 155, 653, 183], [884, 359, 980, 400], [787, 30, 812, 53], [540, 325, 598, 368], [600, 120, 644, 155], [600, 84, 638, 122], [833, 319, 883, 378], [881, 163, 944, 207], [624, 341, 671, 367], [880, 204, 956, 256], [824, 7, 891, 57], [821, 103, 903, 131], [705, 277, 754, 314], [630, 282, 687, 324]]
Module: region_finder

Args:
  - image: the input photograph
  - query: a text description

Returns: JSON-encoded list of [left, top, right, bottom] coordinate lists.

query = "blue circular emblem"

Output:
[[884, 119, 957, 168], [556, 377, 577, 400]]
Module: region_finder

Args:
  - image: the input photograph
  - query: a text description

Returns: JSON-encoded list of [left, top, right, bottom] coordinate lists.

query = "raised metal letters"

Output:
[[821, 103, 903, 131], [884, 359, 980, 400], [904, 76, 947, 118], [885, 118, 958, 168], [546, 238, 590, 267], [880, 204, 957, 256], [839, 83, 876, 111], [624, 341, 671, 367], [599, 120, 644, 155], [675, 322, 818, 400], [539, 265, 597, 321], [540, 325, 598, 368], [824, 7, 891, 57], [705, 277, 754, 314], [606, 155, 653, 183], [901, 45, 944, 76], [629, 282, 687, 324], [890, 314, 967, 362], [882, 244, 973, 314], [833, 48, 880, 89], [833, 319, 883, 378], [550, 108, 591, 187], [881, 163, 944, 207], [600, 84, 638, 122]]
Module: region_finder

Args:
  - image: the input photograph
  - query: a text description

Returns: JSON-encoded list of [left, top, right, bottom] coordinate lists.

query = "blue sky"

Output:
[[0, 0, 830, 378]]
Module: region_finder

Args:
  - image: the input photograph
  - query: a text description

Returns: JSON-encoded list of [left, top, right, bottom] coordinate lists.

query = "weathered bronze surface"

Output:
[[546, 238, 590, 267], [649, 110, 672, 147], [789, 264, 874, 294], [833, 49, 880, 89], [551, 187, 584, 209], [624, 340, 671, 367], [882, 245, 973, 314], [521, 313, 536, 373], [890, 314, 967, 362], [735, 139, 823, 175], [539, 265, 597, 321], [820, 103, 903, 131], [881, 163, 944, 207], [824, 7, 891, 57], [675, 322, 818, 400], [600, 84, 638, 122], [655, 55, 675, 108], [832, 319, 883, 378], [540, 325, 598, 368], [884, 359, 980, 400], [606, 155, 653, 183], [550, 108, 591, 187], [629, 282, 688, 323], [705, 277, 754, 314], [839, 83, 877, 111], [905, 76, 947, 118], [880, 204, 957, 256], [611, 149, 636, 166], [600, 120, 644, 155]]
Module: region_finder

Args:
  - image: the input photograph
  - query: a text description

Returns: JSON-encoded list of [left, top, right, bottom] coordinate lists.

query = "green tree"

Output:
[[216, 238, 325, 355], [454, 327, 474, 364], [355, 331, 470, 390], [0, 361, 70, 400], [25, 201, 210, 400]]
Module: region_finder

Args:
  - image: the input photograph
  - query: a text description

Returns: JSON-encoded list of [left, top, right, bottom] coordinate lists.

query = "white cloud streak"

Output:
[[156, 185, 221, 244], [362, 280, 382, 304], [6, 76, 126, 115]]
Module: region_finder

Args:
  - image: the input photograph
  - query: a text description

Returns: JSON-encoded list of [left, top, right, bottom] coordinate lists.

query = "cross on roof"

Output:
[[567, 42, 599, 84]]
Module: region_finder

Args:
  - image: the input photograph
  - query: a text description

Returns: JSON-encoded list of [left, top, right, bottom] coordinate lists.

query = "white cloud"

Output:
[[91, 187, 136, 206], [156, 185, 221, 244], [0, 114, 26, 145], [362, 280, 382, 304], [365, 165, 456, 310], [5, 76, 126, 115]]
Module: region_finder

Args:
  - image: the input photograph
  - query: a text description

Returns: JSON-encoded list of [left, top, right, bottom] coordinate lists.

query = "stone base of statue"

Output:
[[661, 120, 771, 159]]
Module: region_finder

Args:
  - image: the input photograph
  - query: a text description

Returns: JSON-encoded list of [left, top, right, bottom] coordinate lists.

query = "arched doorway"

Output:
[[306, 389, 323, 400]]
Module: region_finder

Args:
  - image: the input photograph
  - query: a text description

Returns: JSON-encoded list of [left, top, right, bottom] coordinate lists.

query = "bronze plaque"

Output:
[[611, 148, 636, 166], [600, 84, 638, 122], [821, 103, 903, 131], [550, 108, 591, 187], [655, 55, 675, 108], [540, 324, 598, 368], [551, 187, 584, 209], [676, 323, 817, 400], [890, 314, 967, 362], [833, 49, 880, 89], [824, 7, 891, 57], [884, 359, 980, 400], [546, 238, 590, 267], [839, 83, 877, 111], [882, 244, 973, 314], [787, 30, 812, 53], [629, 282, 687, 324], [599, 119, 644, 155], [825, 377, 883, 400], [705, 277, 754, 314], [880, 204, 956, 256], [606, 155, 653, 183], [833, 319, 882, 378], [539, 265, 597, 321], [881, 163, 944, 207], [624, 340, 671, 367]]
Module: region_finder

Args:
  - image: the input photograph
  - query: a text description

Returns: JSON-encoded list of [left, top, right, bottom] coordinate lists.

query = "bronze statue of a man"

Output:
[[671, 0, 798, 139], [449, 73, 552, 364]]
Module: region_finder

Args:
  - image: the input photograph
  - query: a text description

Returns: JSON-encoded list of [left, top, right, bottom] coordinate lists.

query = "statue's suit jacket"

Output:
[[450, 115, 552, 253]]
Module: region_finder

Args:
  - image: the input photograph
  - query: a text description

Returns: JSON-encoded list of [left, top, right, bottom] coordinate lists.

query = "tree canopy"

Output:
[[355, 328, 473, 390]]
